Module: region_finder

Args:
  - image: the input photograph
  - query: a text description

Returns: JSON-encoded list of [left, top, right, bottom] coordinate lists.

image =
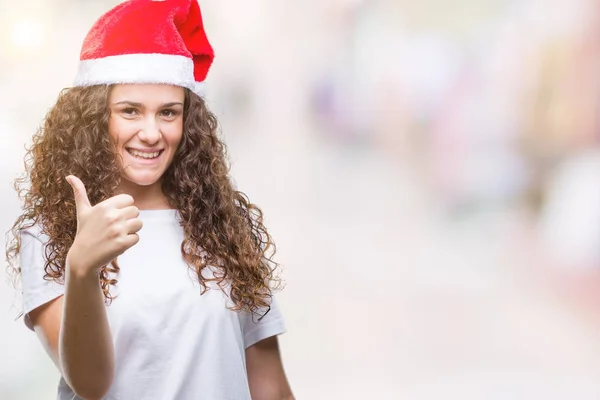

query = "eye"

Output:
[[122, 108, 138, 116], [160, 109, 179, 118]]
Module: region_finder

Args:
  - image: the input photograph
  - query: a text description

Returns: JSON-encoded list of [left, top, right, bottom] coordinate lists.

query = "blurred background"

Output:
[[2, 0, 600, 398]]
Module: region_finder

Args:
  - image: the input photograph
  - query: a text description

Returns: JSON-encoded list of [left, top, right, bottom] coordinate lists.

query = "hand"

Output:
[[65, 175, 142, 276]]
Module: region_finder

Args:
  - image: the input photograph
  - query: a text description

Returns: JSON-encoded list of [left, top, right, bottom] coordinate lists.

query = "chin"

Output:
[[122, 174, 162, 187]]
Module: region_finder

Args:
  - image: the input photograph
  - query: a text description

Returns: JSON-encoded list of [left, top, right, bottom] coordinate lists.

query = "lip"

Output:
[[125, 148, 164, 164], [126, 147, 164, 153]]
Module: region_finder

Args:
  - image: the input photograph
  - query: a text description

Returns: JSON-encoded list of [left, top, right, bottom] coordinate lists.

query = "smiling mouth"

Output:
[[126, 148, 164, 160]]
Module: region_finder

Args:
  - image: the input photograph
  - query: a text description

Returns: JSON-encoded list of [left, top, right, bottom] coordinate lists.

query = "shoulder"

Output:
[[19, 221, 50, 247], [18, 221, 53, 272]]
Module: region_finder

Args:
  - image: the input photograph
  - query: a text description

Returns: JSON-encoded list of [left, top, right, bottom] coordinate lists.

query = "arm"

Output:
[[246, 336, 294, 400], [29, 265, 115, 400], [26, 176, 141, 399]]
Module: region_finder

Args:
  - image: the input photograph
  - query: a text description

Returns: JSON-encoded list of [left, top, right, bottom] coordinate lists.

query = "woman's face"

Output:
[[108, 84, 185, 187]]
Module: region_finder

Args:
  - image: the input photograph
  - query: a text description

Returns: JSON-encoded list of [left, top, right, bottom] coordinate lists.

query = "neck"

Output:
[[115, 179, 172, 210]]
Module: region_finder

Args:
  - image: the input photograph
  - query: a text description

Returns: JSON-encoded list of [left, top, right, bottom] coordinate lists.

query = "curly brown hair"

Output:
[[5, 85, 281, 318]]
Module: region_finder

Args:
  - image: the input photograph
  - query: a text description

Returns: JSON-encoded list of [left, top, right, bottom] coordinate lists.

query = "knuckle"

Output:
[[106, 211, 119, 224], [122, 194, 135, 204], [114, 235, 128, 251], [107, 224, 121, 238]]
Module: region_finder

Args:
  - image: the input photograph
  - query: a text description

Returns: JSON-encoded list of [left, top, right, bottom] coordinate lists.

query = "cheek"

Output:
[[107, 117, 121, 145], [165, 122, 184, 147], [108, 117, 133, 147]]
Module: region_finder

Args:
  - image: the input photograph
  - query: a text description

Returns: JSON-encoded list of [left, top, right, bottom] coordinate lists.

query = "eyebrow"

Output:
[[112, 101, 184, 107]]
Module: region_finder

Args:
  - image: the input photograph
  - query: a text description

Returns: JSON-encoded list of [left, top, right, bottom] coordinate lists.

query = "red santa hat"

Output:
[[73, 0, 214, 96]]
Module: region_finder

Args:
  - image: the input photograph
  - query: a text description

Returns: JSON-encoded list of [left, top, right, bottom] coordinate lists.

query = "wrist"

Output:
[[65, 258, 100, 281]]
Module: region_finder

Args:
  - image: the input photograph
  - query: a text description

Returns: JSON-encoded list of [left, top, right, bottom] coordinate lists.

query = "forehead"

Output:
[[109, 84, 185, 104]]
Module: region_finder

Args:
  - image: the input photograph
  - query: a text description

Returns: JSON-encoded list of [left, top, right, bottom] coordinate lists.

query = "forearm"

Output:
[[59, 264, 115, 399]]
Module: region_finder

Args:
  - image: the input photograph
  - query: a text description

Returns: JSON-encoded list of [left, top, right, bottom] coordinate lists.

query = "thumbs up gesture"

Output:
[[65, 175, 143, 276]]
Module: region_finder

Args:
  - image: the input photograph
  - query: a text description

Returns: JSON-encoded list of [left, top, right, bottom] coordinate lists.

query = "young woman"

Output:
[[4, 1, 293, 399]]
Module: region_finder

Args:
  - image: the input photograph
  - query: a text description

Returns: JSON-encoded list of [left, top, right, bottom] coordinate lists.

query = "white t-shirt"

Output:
[[19, 209, 286, 400]]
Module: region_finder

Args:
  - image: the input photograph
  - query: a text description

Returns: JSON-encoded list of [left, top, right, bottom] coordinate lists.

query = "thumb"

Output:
[[66, 175, 92, 213]]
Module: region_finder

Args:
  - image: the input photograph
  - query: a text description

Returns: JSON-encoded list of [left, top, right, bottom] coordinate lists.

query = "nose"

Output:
[[137, 118, 161, 144]]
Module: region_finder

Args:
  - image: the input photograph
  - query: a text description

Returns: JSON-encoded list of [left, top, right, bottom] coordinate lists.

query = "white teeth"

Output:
[[128, 149, 161, 159]]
